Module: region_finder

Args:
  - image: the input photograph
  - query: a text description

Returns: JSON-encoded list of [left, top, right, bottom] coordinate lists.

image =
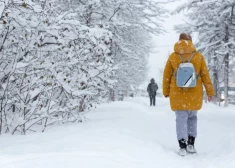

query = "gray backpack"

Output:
[[176, 52, 198, 88]]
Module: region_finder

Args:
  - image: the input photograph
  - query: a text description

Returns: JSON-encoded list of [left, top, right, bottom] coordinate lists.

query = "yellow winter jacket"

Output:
[[162, 40, 214, 111]]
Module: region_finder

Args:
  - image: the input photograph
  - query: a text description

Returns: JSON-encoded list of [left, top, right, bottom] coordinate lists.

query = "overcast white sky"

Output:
[[143, 0, 187, 89]]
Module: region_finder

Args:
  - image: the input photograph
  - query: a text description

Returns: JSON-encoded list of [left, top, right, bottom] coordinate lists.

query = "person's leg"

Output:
[[150, 95, 152, 106], [175, 111, 189, 156], [188, 111, 198, 138], [153, 96, 156, 106], [187, 111, 197, 153], [175, 111, 189, 140]]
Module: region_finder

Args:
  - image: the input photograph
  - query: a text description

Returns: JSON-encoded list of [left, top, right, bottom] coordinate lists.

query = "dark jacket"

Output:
[[147, 82, 158, 96]]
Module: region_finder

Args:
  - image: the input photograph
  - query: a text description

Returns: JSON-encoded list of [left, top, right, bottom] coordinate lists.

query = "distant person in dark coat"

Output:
[[147, 78, 158, 106]]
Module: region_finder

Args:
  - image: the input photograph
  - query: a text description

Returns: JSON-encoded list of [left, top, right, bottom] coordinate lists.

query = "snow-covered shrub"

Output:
[[0, 0, 166, 134], [0, 0, 114, 134]]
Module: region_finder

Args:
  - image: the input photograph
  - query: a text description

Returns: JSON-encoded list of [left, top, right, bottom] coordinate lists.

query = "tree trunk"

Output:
[[79, 98, 85, 112], [0, 105, 2, 135], [224, 25, 229, 107], [109, 88, 115, 101], [213, 55, 219, 104]]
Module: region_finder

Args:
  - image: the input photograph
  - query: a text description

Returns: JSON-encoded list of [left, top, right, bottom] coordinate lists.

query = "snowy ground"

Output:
[[0, 97, 235, 168]]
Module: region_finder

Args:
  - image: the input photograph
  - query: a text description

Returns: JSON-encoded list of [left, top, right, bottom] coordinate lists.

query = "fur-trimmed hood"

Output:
[[174, 40, 196, 54]]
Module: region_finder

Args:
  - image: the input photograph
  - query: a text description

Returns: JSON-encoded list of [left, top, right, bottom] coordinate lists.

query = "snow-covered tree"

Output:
[[0, 0, 167, 134], [85, 0, 166, 100]]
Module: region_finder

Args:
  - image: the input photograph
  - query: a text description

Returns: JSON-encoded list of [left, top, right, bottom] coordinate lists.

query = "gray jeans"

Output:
[[175, 111, 198, 140]]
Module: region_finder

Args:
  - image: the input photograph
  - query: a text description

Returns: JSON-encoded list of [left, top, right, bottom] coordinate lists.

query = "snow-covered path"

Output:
[[0, 97, 235, 168]]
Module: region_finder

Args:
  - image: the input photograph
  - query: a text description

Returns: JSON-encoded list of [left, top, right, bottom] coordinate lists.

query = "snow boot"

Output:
[[187, 136, 197, 153], [178, 139, 187, 156]]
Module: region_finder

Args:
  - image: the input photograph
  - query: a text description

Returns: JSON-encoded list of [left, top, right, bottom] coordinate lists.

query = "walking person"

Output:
[[162, 33, 214, 156], [147, 78, 158, 106]]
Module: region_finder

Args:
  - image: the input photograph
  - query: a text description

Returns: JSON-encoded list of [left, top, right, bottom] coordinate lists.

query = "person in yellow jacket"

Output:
[[162, 33, 214, 156]]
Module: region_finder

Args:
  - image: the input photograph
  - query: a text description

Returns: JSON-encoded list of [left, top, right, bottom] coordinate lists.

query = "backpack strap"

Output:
[[189, 51, 200, 79], [178, 54, 185, 63], [178, 51, 196, 63], [188, 51, 196, 63]]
